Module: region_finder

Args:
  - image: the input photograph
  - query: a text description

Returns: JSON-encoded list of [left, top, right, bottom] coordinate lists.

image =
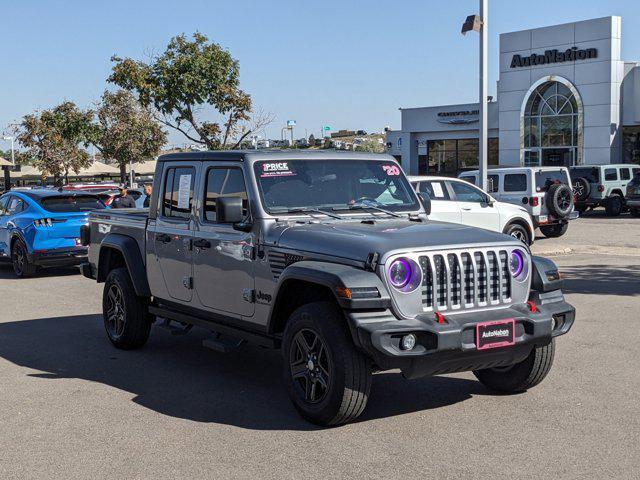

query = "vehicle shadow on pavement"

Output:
[[559, 264, 640, 296], [0, 314, 484, 429], [0, 265, 80, 279]]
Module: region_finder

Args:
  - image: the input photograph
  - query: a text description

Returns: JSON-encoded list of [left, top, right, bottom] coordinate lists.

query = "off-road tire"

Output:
[[102, 267, 151, 350], [545, 183, 573, 218], [473, 340, 555, 393], [504, 223, 531, 245], [630, 208, 640, 218], [572, 177, 590, 201], [539, 222, 569, 238], [11, 239, 37, 278], [605, 195, 623, 216], [282, 301, 372, 426]]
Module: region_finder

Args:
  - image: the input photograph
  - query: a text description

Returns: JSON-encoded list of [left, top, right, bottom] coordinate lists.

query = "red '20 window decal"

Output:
[[382, 165, 400, 176]]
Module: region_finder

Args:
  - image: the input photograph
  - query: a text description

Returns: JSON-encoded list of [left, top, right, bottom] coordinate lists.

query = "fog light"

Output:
[[401, 334, 416, 351]]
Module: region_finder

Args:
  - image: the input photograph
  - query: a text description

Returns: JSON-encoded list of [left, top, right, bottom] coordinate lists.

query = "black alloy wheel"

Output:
[[11, 240, 36, 277], [105, 283, 126, 339], [289, 328, 332, 404]]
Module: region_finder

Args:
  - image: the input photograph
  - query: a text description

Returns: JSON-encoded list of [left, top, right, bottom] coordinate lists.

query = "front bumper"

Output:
[[348, 292, 575, 379], [30, 246, 88, 267]]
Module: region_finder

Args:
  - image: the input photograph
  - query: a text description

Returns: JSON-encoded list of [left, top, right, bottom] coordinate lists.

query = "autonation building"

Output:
[[387, 17, 640, 175]]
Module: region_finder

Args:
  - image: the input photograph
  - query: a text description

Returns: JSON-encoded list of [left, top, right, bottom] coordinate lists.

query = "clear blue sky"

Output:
[[2, 0, 639, 148]]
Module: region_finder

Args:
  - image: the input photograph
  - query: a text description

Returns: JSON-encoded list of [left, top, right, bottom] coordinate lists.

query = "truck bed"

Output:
[[87, 208, 149, 268]]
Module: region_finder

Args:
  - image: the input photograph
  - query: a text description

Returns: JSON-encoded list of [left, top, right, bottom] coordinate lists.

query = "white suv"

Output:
[[570, 164, 640, 216], [458, 166, 577, 238], [408, 176, 535, 245]]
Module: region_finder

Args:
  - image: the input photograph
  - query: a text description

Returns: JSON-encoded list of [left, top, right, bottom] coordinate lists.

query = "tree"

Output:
[[354, 138, 385, 153], [308, 134, 316, 148], [90, 90, 167, 183], [15, 102, 93, 185], [109, 32, 272, 150]]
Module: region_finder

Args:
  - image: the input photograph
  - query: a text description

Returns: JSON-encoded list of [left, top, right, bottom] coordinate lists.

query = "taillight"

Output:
[[530, 197, 539, 207], [597, 185, 605, 192], [34, 218, 53, 227]]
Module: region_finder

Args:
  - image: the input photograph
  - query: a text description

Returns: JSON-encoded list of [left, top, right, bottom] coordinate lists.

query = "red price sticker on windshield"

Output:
[[382, 164, 400, 176]]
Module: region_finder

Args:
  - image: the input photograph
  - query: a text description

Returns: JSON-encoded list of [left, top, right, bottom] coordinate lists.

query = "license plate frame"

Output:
[[476, 319, 515, 351]]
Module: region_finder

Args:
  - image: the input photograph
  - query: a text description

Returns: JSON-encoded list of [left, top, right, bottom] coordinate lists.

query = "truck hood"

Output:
[[266, 219, 518, 263]]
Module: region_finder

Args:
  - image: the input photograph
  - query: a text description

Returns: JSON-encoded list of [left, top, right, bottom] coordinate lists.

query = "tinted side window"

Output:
[[450, 181, 485, 203], [7, 197, 26, 214], [204, 168, 248, 222], [620, 168, 631, 180], [161, 167, 195, 219], [0, 196, 8, 215], [504, 174, 527, 192], [459, 175, 477, 186], [419, 181, 451, 200], [604, 168, 618, 181]]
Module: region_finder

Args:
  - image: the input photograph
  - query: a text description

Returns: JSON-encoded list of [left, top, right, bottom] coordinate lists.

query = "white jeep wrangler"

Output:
[[459, 166, 578, 238], [570, 164, 640, 216]]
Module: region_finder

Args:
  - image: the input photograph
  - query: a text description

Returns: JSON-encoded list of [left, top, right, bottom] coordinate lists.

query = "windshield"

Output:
[[535, 169, 570, 192], [253, 159, 419, 214], [570, 167, 600, 183], [39, 195, 105, 212]]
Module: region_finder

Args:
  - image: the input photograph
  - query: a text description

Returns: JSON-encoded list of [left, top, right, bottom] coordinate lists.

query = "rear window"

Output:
[[39, 195, 105, 212], [570, 167, 600, 183], [535, 169, 569, 192]]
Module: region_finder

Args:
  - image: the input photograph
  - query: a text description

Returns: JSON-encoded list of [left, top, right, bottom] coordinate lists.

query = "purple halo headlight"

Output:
[[509, 250, 525, 278], [388, 258, 411, 289]]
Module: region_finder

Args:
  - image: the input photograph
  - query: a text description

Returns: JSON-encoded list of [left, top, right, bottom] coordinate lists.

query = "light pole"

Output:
[[462, 0, 489, 191]]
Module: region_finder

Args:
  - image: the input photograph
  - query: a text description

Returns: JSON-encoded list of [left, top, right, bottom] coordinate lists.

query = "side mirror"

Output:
[[418, 192, 432, 215], [217, 196, 244, 224], [484, 195, 494, 207]]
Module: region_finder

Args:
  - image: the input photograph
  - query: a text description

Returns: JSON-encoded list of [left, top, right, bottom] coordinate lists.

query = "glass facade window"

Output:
[[425, 138, 498, 176], [623, 126, 640, 163], [522, 80, 582, 167]]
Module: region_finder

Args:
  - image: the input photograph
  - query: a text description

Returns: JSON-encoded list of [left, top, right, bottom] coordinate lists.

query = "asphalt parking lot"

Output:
[[0, 211, 638, 480]]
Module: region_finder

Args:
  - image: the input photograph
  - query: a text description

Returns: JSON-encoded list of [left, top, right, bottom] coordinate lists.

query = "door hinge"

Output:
[[183, 276, 193, 289]]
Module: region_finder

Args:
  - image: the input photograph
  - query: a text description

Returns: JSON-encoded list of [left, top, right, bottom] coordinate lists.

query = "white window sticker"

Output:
[[261, 162, 296, 177], [431, 182, 445, 198], [177, 174, 192, 210]]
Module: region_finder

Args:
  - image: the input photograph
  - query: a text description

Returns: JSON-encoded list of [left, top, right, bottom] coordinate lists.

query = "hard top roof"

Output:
[[158, 150, 395, 163]]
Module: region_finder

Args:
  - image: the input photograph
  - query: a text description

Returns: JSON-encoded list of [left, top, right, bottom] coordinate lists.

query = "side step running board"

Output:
[[148, 305, 277, 349], [202, 333, 245, 353]]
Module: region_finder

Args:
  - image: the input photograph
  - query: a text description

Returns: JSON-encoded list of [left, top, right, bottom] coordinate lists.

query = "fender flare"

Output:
[[267, 260, 392, 333], [97, 233, 150, 297]]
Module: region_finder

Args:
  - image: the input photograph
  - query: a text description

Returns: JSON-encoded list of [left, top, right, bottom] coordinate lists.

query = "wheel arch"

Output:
[[97, 234, 150, 298], [503, 217, 533, 244], [267, 261, 391, 337]]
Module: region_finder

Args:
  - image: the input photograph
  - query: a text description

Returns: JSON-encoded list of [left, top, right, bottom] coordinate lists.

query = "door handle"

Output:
[[156, 233, 171, 243], [193, 238, 211, 249], [461, 207, 472, 211]]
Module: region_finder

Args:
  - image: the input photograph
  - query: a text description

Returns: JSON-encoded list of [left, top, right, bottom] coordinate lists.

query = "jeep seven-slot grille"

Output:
[[419, 249, 512, 312]]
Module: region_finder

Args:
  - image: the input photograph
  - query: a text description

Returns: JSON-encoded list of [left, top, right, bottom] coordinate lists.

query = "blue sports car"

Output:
[[0, 189, 105, 277]]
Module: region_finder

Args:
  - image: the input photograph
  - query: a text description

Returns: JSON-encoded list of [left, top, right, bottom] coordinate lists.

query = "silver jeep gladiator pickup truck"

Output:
[[81, 151, 575, 426]]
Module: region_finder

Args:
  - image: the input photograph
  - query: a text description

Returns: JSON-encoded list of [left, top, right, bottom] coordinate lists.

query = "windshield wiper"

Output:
[[273, 207, 342, 219], [332, 204, 401, 218]]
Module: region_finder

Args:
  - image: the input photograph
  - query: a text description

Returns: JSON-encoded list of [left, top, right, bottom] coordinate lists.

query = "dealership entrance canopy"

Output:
[[387, 16, 640, 175]]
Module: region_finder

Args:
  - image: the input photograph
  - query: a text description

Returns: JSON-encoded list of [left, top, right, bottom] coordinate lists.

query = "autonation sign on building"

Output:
[[387, 17, 640, 176]]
